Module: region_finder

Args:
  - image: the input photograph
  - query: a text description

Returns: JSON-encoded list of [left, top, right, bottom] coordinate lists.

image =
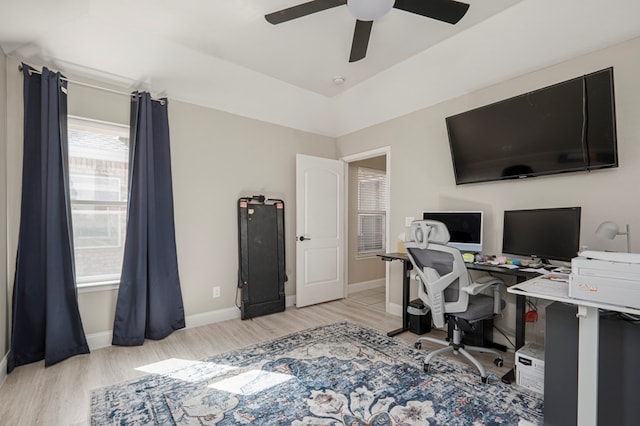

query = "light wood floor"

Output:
[[0, 296, 514, 425]]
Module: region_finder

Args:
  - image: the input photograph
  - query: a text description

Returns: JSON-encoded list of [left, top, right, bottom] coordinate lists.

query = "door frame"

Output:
[[340, 146, 391, 312]]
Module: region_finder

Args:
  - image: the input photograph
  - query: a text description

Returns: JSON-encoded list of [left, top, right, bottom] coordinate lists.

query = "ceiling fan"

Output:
[[265, 0, 470, 63]]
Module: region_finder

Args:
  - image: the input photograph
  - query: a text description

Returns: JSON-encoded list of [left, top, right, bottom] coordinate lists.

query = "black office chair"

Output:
[[404, 220, 505, 383]]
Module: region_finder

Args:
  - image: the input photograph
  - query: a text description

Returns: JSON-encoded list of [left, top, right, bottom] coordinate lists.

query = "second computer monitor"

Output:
[[422, 211, 483, 253], [502, 207, 581, 262]]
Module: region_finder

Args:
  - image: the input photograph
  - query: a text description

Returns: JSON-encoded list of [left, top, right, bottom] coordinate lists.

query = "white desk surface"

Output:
[[508, 275, 640, 316]]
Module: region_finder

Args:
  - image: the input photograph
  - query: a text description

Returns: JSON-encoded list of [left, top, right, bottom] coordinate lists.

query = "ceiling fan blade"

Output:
[[349, 20, 373, 63], [265, 0, 346, 24], [393, 0, 469, 24]]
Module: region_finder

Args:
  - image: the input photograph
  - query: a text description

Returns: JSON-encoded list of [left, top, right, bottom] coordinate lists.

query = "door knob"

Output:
[[299, 236, 311, 241]]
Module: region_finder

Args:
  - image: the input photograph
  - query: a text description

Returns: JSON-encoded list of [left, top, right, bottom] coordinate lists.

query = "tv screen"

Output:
[[422, 211, 483, 252], [446, 68, 617, 185], [502, 207, 581, 262]]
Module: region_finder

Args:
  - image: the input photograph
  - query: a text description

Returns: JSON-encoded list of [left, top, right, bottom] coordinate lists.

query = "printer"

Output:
[[570, 250, 640, 310]]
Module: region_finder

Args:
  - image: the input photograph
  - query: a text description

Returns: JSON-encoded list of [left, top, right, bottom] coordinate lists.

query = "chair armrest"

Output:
[[462, 276, 503, 295]]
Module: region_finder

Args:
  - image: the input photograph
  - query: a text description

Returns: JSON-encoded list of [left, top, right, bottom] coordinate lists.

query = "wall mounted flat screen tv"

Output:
[[422, 211, 483, 253], [445, 68, 618, 185], [502, 207, 581, 262]]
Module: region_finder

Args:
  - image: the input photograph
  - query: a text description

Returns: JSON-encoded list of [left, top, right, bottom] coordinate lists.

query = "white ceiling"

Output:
[[2, 0, 640, 137]]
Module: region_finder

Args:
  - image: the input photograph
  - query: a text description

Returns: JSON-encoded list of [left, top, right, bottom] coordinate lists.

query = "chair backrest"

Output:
[[404, 220, 471, 328]]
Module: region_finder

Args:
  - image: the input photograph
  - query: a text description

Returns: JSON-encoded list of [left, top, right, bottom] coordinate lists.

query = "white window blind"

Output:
[[357, 167, 387, 254], [68, 117, 130, 285]]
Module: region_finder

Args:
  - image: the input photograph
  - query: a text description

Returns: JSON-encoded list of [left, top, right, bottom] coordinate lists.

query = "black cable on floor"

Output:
[[493, 325, 516, 350]]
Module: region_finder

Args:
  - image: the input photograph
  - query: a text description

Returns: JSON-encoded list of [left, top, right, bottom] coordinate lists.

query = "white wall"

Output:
[[4, 55, 337, 339], [336, 37, 640, 345]]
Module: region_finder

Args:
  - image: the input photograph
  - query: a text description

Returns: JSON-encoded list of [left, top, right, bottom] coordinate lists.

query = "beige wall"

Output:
[[347, 157, 386, 285], [4, 55, 337, 337], [3, 36, 640, 349], [169, 102, 336, 319], [1, 50, 7, 359], [337, 37, 640, 344]]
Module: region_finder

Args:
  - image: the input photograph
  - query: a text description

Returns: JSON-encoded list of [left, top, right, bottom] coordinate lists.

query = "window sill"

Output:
[[77, 280, 120, 293]]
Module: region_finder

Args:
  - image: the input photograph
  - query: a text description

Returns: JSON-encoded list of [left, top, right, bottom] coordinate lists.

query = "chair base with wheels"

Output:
[[414, 315, 504, 384]]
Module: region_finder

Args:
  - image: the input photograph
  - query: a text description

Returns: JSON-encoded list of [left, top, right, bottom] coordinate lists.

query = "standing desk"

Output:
[[377, 252, 413, 337], [378, 253, 540, 383], [509, 276, 640, 426], [378, 252, 538, 348], [465, 263, 539, 350]]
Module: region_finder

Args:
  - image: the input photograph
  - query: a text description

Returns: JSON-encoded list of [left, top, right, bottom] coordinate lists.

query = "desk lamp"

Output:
[[595, 221, 631, 252]]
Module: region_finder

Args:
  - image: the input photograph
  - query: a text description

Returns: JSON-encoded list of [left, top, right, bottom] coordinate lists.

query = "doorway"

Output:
[[341, 147, 391, 313]]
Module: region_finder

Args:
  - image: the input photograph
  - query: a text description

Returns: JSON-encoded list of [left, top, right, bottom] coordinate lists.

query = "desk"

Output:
[[378, 252, 538, 347], [465, 263, 539, 350], [508, 276, 640, 426], [377, 253, 412, 337]]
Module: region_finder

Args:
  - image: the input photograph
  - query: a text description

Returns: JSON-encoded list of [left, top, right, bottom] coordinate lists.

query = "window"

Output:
[[68, 117, 129, 285], [357, 167, 387, 255]]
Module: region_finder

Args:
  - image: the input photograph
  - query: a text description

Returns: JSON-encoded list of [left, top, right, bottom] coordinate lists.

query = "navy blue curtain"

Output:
[[112, 92, 185, 346], [8, 65, 89, 373]]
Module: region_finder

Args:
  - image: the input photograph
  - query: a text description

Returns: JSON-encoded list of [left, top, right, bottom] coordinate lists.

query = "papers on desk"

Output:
[[519, 267, 548, 274], [513, 276, 569, 298], [518, 267, 570, 275], [545, 273, 570, 282], [481, 263, 545, 272], [497, 264, 519, 269]]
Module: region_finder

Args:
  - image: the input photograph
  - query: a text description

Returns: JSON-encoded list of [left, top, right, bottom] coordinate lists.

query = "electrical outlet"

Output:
[[405, 216, 414, 227], [213, 286, 221, 298]]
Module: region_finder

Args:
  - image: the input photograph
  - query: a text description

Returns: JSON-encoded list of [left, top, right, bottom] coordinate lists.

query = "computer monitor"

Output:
[[422, 211, 483, 252], [502, 207, 581, 262]]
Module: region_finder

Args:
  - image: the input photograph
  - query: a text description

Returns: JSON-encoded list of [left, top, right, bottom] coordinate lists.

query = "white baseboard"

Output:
[[86, 331, 114, 351], [0, 352, 7, 389], [286, 295, 295, 307], [185, 306, 241, 329], [388, 302, 403, 317], [348, 278, 385, 294], [85, 296, 298, 351]]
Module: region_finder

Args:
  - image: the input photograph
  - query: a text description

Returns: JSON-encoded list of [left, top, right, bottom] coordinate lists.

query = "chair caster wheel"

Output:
[[481, 376, 488, 384], [414, 342, 422, 349], [423, 363, 429, 373], [494, 358, 504, 367]]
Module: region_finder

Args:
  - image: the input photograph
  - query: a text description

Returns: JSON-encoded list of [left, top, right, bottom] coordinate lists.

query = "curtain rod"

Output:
[[18, 64, 166, 104]]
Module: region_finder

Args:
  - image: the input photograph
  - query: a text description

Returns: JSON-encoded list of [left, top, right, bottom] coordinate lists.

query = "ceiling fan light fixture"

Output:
[[266, 0, 470, 63], [332, 75, 346, 85], [347, 0, 395, 21]]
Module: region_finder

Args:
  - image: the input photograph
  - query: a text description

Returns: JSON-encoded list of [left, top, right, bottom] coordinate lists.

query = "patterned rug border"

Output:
[[90, 320, 543, 425]]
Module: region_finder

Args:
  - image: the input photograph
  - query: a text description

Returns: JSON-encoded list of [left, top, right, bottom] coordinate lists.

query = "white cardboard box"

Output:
[[516, 342, 545, 394]]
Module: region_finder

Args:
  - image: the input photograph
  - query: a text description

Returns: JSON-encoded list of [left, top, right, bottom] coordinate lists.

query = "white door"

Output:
[[296, 154, 345, 307]]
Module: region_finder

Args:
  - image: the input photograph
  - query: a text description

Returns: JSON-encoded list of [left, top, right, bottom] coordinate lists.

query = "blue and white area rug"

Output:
[[90, 321, 543, 425]]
